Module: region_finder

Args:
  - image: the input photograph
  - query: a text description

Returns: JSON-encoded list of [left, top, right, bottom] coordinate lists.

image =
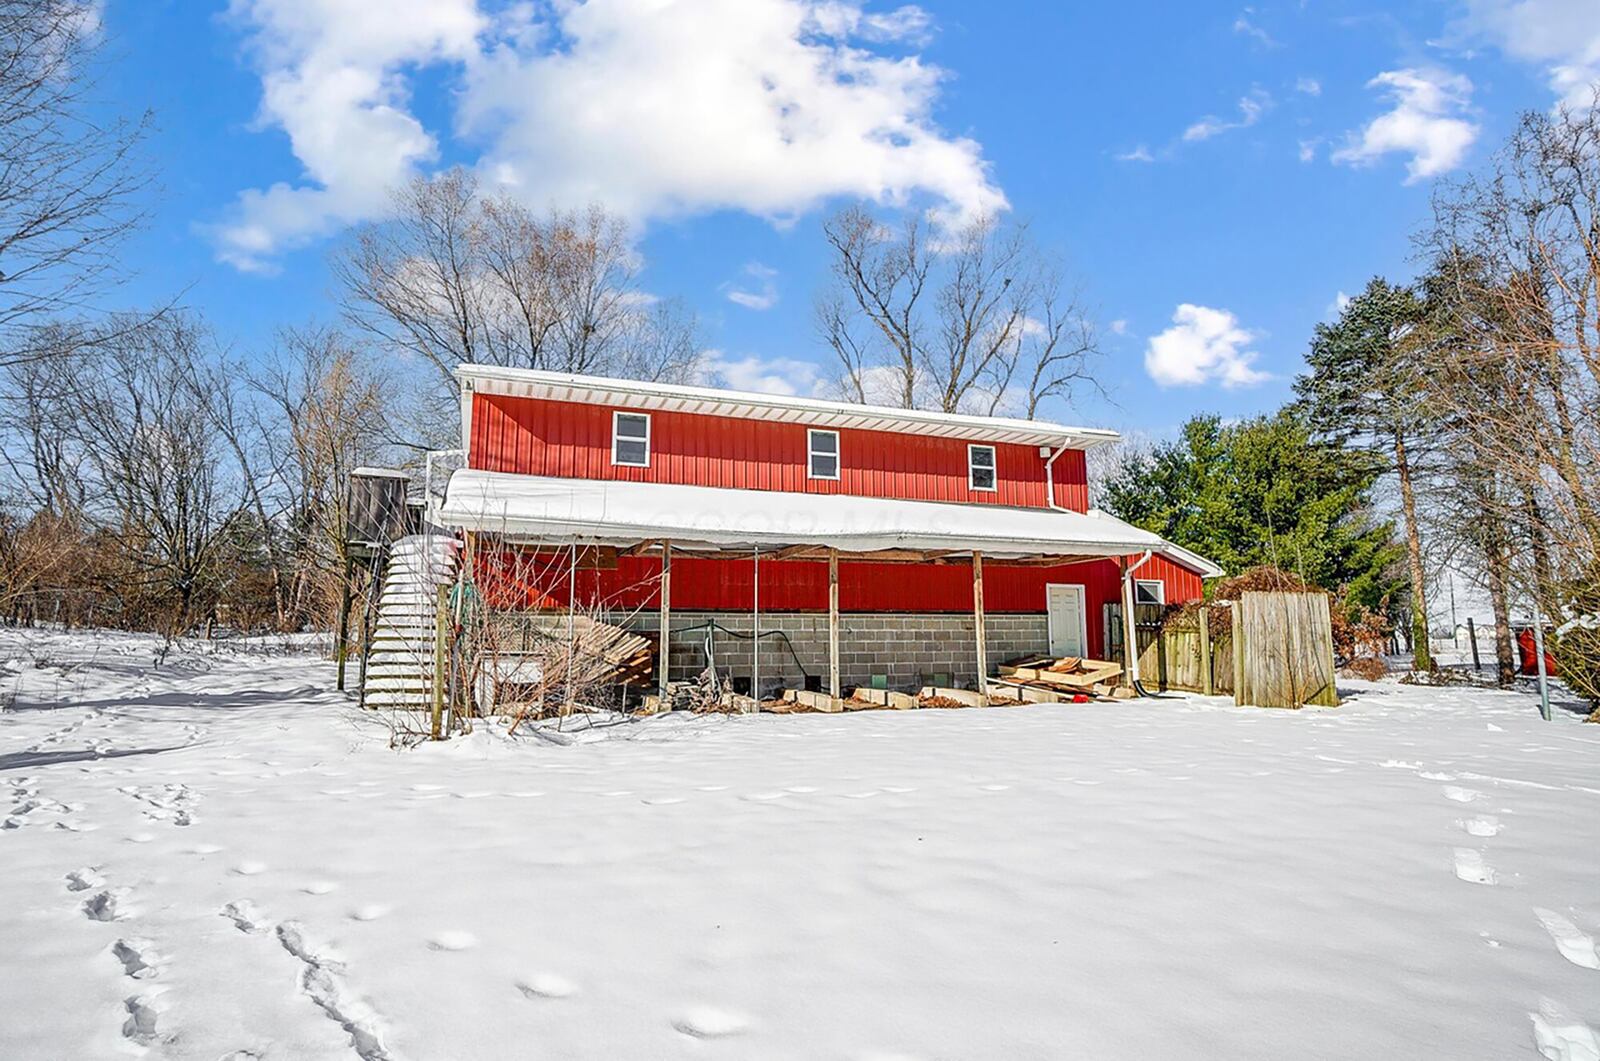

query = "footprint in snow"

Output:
[[1533, 909, 1600, 971], [1530, 1010, 1600, 1061], [1453, 849, 1497, 885], [111, 938, 160, 979], [188, 843, 225, 855], [123, 991, 164, 1046], [516, 973, 577, 999], [674, 1006, 751, 1039], [428, 931, 477, 952], [83, 890, 122, 922], [1443, 786, 1481, 803], [349, 905, 391, 922], [1460, 816, 1502, 838], [979, 784, 1011, 792], [303, 881, 339, 895], [642, 796, 685, 805], [740, 792, 786, 802], [231, 860, 268, 876], [65, 867, 104, 892], [221, 900, 265, 934]]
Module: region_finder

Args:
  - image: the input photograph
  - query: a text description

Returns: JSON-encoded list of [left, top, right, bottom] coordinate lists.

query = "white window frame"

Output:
[[967, 443, 997, 492], [1134, 579, 1165, 606], [807, 429, 840, 481], [611, 410, 651, 468]]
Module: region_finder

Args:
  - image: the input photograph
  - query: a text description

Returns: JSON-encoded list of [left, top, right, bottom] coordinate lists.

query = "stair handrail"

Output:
[[424, 448, 466, 526]]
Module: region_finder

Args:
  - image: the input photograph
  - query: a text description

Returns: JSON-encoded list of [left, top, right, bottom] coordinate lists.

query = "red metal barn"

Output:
[[435, 366, 1221, 697]]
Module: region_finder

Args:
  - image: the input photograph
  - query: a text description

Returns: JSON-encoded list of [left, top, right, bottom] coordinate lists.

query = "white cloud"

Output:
[[1331, 69, 1479, 183], [1108, 318, 1129, 336], [1183, 88, 1272, 142], [1233, 13, 1276, 47], [1115, 144, 1155, 162], [1460, 0, 1600, 110], [1298, 137, 1320, 162], [1295, 76, 1322, 97], [700, 350, 826, 396], [212, 0, 485, 270], [1144, 304, 1269, 388], [215, 0, 1004, 270], [724, 262, 780, 311]]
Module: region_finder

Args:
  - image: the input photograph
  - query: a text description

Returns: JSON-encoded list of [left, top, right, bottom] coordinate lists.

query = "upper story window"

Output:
[[808, 429, 839, 480], [612, 411, 651, 467], [1134, 579, 1165, 606], [967, 444, 997, 491]]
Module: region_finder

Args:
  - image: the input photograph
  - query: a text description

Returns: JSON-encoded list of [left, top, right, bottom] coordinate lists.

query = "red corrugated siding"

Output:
[[469, 393, 1091, 511], [476, 550, 1206, 659]]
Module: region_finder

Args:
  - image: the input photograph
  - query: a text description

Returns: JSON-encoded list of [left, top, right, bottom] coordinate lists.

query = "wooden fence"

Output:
[[1107, 592, 1334, 707]]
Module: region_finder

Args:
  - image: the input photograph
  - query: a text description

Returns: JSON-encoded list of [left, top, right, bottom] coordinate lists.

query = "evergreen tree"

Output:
[[1103, 411, 1402, 613], [1293, 277, 1435, 667]]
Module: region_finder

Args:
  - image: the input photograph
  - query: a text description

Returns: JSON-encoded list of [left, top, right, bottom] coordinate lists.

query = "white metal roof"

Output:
[[438, 469, 1222, 575], [456, 365, 1122, 450]]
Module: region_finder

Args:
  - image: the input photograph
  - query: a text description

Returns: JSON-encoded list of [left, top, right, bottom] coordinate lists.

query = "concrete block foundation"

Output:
[[629, 611, 1049, 697]]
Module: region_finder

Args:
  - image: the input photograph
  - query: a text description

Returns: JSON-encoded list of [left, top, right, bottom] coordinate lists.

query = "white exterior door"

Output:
[[1046, 583, 1087, 658]]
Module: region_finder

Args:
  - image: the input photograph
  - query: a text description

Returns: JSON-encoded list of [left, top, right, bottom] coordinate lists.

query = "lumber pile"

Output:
[[994, 654, 1125, 698]]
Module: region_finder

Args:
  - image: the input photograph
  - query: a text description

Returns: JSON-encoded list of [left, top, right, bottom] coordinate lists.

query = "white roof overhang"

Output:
[[456, 365, 1121, 451], [438, 470, 1223, 575]]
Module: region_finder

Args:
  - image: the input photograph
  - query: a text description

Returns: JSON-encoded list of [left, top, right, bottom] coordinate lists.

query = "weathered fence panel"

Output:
[[1234, 591, 1337, 708]]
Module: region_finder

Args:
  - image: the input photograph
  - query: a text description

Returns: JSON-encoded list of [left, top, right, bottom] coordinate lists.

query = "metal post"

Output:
[[972, 551, 987, 695], [657, 542, 672, 707], [1467, 617, 1481, 673], [828, 548, 840, 700], [752, 546, 761, 707], [565, 545, 577, 713], [1530, 599, 1552, 722]]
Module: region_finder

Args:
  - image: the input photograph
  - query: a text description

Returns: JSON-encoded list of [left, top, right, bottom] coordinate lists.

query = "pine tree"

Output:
[[1294, 277, 1435, 669], [1102, 411, 1402, 610]]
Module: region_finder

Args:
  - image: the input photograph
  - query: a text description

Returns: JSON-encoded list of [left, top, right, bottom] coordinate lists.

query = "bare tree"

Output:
[[335, 169, 701, 436], [0, 0, 150, 364], [1418, 95, 1600, 610], [253, 326, 395, 628], [815, 206, 1100, 416]]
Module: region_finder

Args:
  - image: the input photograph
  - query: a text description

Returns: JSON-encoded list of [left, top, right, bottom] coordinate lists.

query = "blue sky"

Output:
[[95, 0, 1596, 435]]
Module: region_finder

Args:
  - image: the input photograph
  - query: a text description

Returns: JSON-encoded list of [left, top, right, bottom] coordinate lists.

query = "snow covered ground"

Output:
[[2, 628, 1597, 1061]]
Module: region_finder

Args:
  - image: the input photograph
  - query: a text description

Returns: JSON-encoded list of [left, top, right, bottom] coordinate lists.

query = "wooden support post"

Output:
[[430, 584, 448, 740], [828, 548, 840, 699], [972, 551, 988, 694], [1466, 616, 1481, 672], [1198, 605, 1214, 696], [1231, 600, 1246, 707], [335, 550, 354, 691], [1119, 558, 1140, 690], [658, 542, 672, 704]]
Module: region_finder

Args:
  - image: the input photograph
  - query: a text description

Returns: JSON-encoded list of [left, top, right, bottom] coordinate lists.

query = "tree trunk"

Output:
[[1484, 543, 1517, 687], [1394, 430, 1431, 670]]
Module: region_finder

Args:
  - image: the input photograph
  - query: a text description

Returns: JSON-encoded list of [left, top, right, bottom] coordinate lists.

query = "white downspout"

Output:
[[1121, 550, 1155, 687], [1044, 442, 1073, 513]]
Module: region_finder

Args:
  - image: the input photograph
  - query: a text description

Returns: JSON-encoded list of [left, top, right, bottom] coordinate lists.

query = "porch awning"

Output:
[[438, 470, 1223, 575]]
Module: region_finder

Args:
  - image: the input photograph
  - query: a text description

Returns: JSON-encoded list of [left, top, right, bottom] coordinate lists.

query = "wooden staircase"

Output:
[[361, 533, 460, 711]]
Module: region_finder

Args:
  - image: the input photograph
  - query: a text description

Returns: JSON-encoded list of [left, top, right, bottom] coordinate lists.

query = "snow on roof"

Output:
[[456, 365, 1122, 450], [439, 469, 1222, 574]]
